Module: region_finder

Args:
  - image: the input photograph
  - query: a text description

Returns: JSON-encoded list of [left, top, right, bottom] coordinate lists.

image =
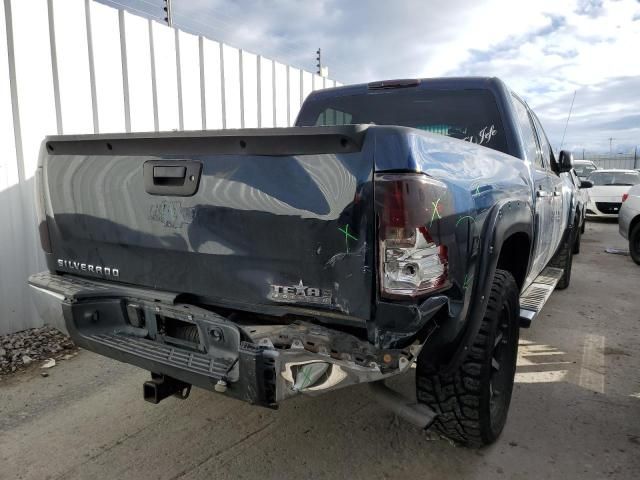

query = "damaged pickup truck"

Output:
[[30, 77, 578, 447]]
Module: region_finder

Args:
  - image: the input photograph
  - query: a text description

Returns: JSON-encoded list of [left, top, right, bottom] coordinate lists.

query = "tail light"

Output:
[[622, 193, 629, 202], [375, 173, 449, 298], [35, 167, 52, 253]]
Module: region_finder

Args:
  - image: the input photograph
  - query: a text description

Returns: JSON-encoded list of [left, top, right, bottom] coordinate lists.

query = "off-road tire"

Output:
[[415, 270, 520, 447], [549, 230, 574, 289], [630, 222, 640, 266]]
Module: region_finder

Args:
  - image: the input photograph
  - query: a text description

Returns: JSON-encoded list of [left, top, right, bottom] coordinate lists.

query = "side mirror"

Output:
[[558, 150, 573, 173], [580, 180, 593, 189]]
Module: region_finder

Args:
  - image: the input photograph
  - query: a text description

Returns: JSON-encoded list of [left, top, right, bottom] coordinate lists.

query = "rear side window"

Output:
[[297, 89, 509, 154], [512, 96, 542, 167]]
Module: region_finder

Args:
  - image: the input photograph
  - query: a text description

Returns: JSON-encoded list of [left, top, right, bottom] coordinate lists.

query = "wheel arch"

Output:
[[495, 231, 531, 291], [630, 213, 640, 236], [423, 199, 533, 373]]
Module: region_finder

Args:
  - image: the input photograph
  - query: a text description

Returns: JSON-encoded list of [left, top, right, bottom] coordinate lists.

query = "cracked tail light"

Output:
[[375, 173, 449, 298]]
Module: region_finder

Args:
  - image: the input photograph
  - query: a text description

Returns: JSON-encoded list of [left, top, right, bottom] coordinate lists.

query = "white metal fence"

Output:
[[580, 153, 639, 170], [0, 0, 339, 335]]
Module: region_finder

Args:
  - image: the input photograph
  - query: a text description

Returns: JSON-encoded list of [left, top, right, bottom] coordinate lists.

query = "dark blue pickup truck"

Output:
[[30, 77, 579, 446]]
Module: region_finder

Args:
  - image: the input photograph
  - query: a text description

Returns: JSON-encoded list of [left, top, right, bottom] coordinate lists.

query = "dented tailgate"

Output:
[[40, 126, 375, 323]]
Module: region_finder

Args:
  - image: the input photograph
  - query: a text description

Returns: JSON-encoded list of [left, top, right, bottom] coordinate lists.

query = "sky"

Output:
[[99, 0, 640, 154]]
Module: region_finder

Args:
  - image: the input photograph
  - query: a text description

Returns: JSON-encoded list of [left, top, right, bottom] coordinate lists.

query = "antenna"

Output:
[[559, 90, 576, 150]]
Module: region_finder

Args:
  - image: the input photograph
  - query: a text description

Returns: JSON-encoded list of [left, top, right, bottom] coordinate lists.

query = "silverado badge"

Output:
[[270, 280, 332, 305]]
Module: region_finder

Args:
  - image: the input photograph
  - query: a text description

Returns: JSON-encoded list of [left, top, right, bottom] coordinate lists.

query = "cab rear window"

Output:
[[297, 89, 508, 154]]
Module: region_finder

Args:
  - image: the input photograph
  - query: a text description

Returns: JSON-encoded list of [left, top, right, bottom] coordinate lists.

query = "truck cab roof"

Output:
[[307, 76, 510, 100]]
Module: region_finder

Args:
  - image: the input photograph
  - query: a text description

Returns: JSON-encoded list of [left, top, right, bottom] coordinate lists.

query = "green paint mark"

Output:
[[463, 274, 471, 290], [456, 215, 476, 227], [429, 198, 442, 227], [300, 367, 313, 389], [338, 224, 358, 253]]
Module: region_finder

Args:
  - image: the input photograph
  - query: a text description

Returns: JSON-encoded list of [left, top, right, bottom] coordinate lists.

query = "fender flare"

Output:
[[435, 198, 533, 373]]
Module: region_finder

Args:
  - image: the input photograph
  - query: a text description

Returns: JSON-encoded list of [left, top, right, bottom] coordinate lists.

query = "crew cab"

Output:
[[30, 77, 578, 447]]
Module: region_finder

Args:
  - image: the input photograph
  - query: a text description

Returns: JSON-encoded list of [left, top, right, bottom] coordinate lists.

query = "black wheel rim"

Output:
[[489, 305, 511, 429]]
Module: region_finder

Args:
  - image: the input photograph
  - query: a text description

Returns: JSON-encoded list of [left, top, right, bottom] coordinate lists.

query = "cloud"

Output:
[[100, 0, 640, 152], [575, 0, 606, 18]]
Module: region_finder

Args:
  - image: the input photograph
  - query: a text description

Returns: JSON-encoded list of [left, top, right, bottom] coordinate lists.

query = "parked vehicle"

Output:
[[30, 77, 577, 447], [619, 184, 640, 265], [586, 169, 640, 218], [562, 168, 593, 250], [573, 159, 598, 180]]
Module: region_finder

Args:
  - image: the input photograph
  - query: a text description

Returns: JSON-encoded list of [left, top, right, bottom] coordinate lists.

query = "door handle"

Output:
[[536, 190, 551, 198], [153, 166, 186, 179], [144, 160, 202, 196]]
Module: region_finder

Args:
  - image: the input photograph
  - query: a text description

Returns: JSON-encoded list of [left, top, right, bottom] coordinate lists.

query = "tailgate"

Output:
[[40, 126, 375, 323]]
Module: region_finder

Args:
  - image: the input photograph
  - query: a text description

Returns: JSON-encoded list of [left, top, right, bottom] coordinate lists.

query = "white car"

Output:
[[586, 169, 640, 218], [619, 184, 640, 264], [573, 159, 598, 180]]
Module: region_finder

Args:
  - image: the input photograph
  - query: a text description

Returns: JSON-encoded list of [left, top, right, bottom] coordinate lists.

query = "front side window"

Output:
[[570, 170, 581, 188]]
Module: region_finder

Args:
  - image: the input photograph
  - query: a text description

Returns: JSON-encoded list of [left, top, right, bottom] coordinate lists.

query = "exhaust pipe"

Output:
[[143, 373, 192, 404], [369, 381, 437, 430]]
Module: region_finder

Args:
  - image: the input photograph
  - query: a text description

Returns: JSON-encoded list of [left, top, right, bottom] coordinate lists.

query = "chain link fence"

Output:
[[577, 151, 639, 170]]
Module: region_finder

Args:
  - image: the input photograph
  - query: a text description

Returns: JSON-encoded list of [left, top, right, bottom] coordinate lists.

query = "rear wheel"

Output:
[[630, 223, 640, 266], [415, 270, 520, 447]]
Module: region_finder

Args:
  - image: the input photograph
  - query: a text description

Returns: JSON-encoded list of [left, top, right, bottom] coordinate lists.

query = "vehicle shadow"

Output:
[[165, 351, 638, 480]]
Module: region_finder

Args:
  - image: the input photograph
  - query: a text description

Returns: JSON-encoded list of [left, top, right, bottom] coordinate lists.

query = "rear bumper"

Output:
[[586, 199, 621, 218], [29, 272, 416, 407]]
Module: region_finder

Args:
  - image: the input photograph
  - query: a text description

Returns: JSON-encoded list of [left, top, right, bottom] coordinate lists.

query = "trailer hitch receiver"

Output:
[[143, 373, 192, 404]]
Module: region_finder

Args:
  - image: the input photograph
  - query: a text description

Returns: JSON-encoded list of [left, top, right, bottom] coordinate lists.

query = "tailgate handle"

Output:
[[144, 160, 202, 196], [154, 166, 186, 179]]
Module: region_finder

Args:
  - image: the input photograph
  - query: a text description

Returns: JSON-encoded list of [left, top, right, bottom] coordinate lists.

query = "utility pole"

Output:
[[163, 0, 173, 27], [315, 48, 329, 78], [315, 48, 321, 76], [609, 137, 613, 158]]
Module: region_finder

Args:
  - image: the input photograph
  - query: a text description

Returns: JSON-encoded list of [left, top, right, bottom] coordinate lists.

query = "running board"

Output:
[[519, 267, 564, 328]]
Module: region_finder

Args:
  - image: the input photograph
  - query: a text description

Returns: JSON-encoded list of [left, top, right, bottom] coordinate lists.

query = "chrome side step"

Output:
[[519, 267, 564, 328]]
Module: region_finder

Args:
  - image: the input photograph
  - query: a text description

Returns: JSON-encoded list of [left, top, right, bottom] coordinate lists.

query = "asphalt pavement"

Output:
[[1, 219, 639, 480]]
